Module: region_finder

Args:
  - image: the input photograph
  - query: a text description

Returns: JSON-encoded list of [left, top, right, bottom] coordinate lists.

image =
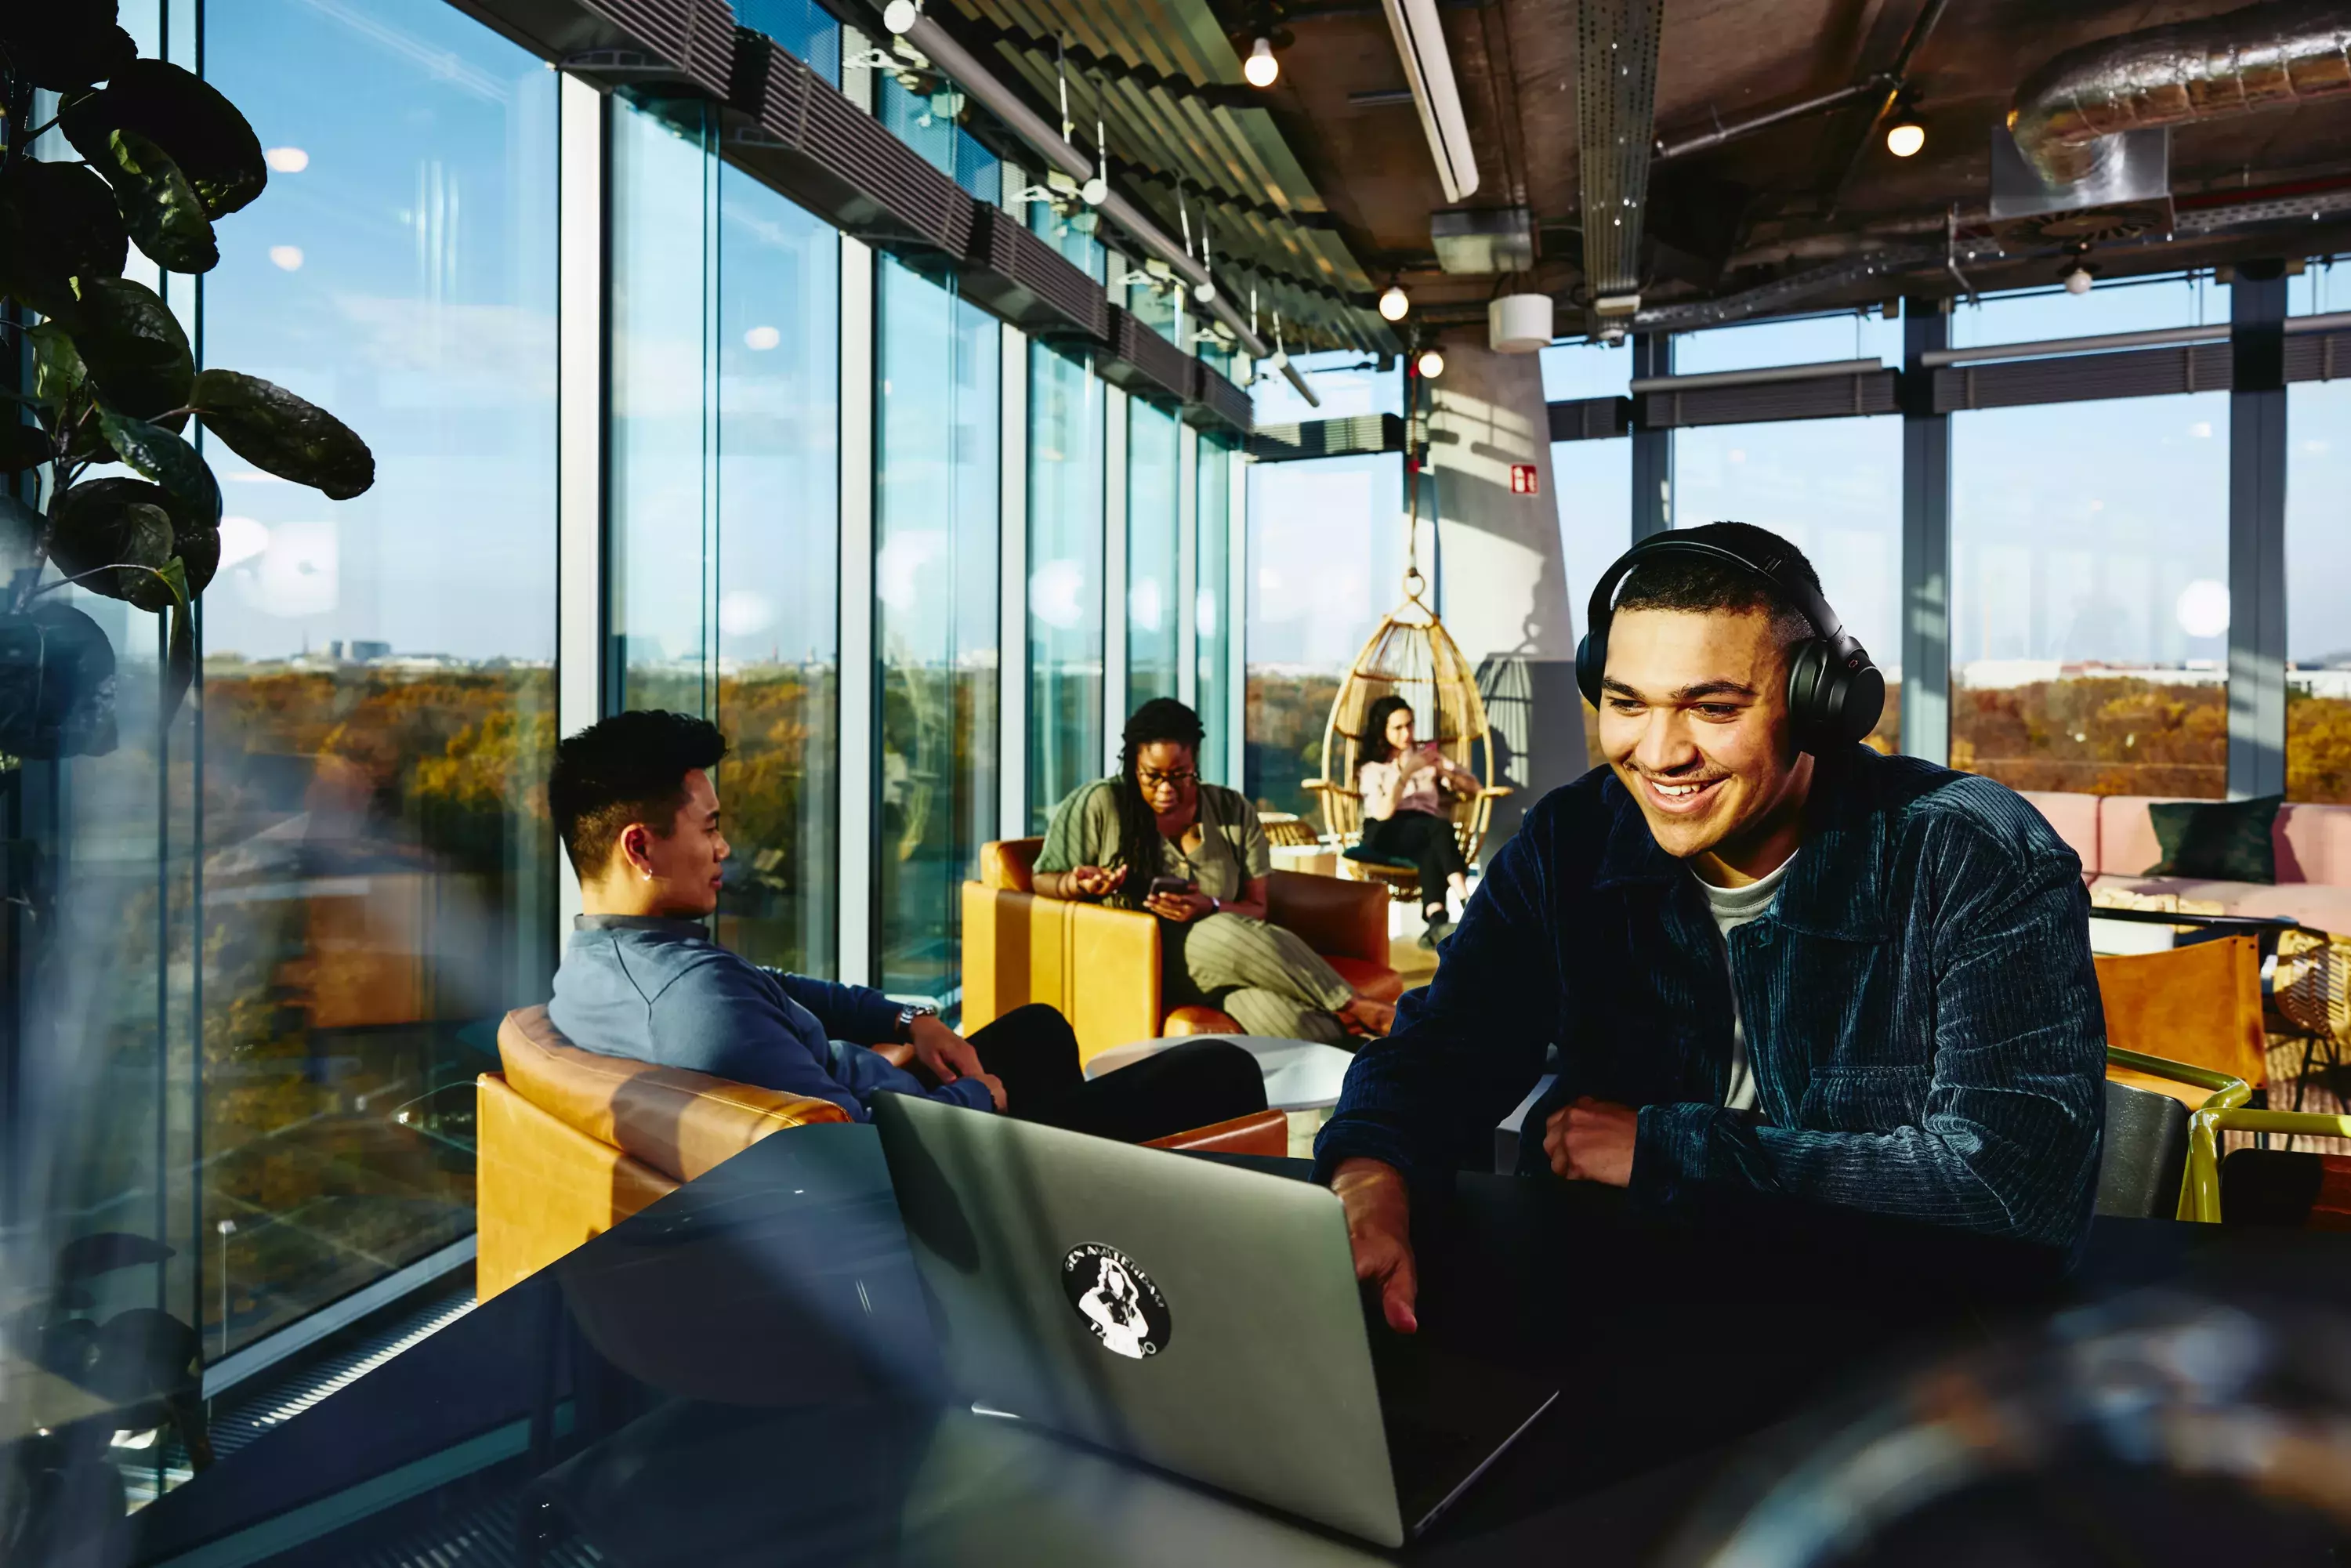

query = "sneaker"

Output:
[[1418, 918, 1453, 951]]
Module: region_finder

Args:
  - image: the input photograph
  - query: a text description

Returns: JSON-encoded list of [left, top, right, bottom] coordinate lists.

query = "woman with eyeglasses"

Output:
[[1034, 697, 1395, 1045]]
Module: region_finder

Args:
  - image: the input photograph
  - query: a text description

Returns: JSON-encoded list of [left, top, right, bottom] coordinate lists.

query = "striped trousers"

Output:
[[1163, 912, 1357, 1046]]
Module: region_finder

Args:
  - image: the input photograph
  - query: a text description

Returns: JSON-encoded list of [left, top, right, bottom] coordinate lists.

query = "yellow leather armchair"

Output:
[[961, 838, 1404, 1066], [476, 1006, 853, 1301], [476, 1005, 1292, 1300]]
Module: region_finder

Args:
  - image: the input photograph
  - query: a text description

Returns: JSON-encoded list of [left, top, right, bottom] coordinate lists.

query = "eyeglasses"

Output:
[[1138, 768, 1200, 789]]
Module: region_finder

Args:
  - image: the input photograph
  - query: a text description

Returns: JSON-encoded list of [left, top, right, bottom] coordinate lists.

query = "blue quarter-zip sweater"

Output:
[[1313, 748, 2106, 1251], [548, 915, 994, 1121]]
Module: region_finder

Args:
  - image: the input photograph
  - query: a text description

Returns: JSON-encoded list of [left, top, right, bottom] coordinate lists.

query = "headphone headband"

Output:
[[1583, 530, 1845, 650]]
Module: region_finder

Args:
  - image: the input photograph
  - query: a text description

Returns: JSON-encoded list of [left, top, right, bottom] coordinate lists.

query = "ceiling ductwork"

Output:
[[2009, 0, 2351, 189], [1577, 0, 1666, 321]]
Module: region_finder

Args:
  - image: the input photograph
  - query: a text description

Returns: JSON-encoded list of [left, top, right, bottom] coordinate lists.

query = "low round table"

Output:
[[1085, 1035, 1357, 1157]]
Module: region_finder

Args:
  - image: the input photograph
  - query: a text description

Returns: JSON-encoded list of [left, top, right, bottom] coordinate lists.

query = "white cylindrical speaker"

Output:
[[1488, 292, 1553, 353]]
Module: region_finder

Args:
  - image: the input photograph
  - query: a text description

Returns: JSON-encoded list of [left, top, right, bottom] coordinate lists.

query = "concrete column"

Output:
[[1427, 332, 1581, 853]]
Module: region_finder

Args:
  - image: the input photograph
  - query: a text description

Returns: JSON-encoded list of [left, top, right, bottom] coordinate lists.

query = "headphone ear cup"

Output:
[[1576, 631, 1603, 710], [1842, 662, 1887, 744], [1784, 639, 1831, 751]]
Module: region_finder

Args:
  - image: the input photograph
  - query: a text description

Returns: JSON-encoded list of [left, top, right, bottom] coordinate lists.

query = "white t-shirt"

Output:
[[1691, 854, 1795, 1114]]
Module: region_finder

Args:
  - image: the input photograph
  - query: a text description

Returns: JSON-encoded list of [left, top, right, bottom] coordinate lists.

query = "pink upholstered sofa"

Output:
[[2018, 791, 2351, 934]]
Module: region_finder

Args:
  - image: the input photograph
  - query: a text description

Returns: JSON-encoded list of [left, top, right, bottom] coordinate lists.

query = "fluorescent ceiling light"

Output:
[[1379, 0, 1480, 203]]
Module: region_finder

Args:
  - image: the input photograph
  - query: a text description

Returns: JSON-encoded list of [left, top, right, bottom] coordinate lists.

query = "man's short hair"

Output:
[[549, 710, 729, 877], [1610, 522, 1820, 649]]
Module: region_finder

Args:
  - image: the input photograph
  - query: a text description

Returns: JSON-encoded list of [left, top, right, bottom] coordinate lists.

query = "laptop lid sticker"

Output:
[[1061, 1244, 1171, 1360]]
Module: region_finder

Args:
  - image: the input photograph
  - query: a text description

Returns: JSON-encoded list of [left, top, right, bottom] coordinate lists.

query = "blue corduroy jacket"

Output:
[[1313, 748, 2107, 1251]]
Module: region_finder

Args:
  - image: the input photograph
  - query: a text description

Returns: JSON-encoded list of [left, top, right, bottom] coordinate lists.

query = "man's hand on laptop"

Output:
[[1331, 1158, 1418, 1334], [1543, 1097, 1636, 1186], [907, 1014, 984, 1083]]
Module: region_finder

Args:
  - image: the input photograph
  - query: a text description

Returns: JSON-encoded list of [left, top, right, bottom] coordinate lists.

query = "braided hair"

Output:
[[1112, 698, 1206, 904], [1361, 693, 1415, 763]]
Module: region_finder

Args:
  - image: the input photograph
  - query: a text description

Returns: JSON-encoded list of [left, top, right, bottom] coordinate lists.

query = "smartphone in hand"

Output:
[[1147, 875, 1194, 900]]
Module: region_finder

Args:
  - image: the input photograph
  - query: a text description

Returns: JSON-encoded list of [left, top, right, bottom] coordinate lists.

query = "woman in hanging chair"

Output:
[[1033, 697, 1396, 1045], [1356, 694, 1480, 947]]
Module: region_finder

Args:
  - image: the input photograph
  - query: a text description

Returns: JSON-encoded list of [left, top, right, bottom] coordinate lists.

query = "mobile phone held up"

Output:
[[1147, 875, 1194, 900]]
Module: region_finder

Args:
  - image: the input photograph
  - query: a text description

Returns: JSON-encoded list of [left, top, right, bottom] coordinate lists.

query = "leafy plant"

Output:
[[0, 1, 375, 741]]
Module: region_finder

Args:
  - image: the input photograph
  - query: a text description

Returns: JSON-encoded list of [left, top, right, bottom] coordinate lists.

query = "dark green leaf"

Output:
[[190, 370, 373, 501], [45, 480, 176, 610], [0, 9, 136, 91], [0, 158, 129, 325], [27, 324, 89, 406], [0, 421, 55, 474], [45, 471, 216, 596], [59, 60, 269, 220], [0, 494, 45, 574], [97, 408, 216, 523], [164, 589, 194, 721], [85, 129, 218, 275], [72, 277, 193, 420]]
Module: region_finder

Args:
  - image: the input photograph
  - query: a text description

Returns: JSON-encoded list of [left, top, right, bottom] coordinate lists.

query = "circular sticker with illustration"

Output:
[[1060, 1242, 1172, 1360]]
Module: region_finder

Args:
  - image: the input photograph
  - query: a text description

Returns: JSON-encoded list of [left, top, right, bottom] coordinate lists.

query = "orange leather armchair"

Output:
[[960, 838, 1403, 1066], [476, 1005, 1289, 1300]]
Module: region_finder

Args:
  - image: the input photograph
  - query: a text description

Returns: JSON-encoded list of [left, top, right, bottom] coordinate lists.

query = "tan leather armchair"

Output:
[[961, 838, 1404, 1066], [476, 1005, 1290, 1300]]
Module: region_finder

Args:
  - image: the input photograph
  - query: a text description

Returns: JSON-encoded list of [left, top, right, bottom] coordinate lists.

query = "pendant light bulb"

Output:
[[2063, 264, 2094, 295], [1244, 35, 1280, 88], [1885, 118, 1925, 158], [1415, 348, 1446, 379], [1378, 283, 1411, 322]]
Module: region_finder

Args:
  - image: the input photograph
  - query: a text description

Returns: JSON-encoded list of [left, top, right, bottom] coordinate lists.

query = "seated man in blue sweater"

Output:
[[546, 710, 1264, 1141]]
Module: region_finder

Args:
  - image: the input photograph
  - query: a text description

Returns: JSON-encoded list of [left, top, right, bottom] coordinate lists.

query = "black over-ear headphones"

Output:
[[1574, 521, 1886, 754]]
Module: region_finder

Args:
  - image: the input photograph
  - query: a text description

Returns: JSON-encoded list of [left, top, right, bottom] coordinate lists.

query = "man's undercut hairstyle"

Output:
[[549, 710, 729, 878], [1610, 527, 1820, 650]]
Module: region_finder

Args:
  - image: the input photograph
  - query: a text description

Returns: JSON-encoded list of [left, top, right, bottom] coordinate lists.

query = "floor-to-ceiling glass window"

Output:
[[2286, 268, 2351, 804], [1671, 315, 1904, 751], [713, 165, 840, 972], [875, 260, 1000, 1008], [197, 0, 560, 1355], [1027, 342, 1106, 830], [1197, 435, 1235, 784], [1949, 281, 2230, 795], [1244, 354, 1406, 822], [1127, 399, 1182, 710], [610, 96, 718, 713], [1543, 339, 1631, 770]]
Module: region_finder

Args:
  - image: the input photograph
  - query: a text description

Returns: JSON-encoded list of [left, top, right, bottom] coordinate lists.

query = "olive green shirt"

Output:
[[1034, 778, 1273, 907]]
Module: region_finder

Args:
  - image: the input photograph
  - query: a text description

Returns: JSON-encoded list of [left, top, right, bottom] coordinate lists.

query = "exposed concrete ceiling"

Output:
[[1223, 0, 2351, 337], [872, 0, 2351, 346]]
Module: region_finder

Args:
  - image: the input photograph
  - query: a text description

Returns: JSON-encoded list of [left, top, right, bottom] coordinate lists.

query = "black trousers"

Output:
[[964, 1004, 1267, 1143], [1361, 810, 1468, 914]]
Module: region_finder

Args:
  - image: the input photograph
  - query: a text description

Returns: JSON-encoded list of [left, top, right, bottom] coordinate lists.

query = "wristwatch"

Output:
[[894, 1002, 940, 1043]]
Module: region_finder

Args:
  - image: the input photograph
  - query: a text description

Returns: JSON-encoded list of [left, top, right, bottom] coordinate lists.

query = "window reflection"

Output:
[[1027, 343, 1105, 831], [1196, 436, 1234, 784], [714, 165, 841, 972], [1951, 393, 2230, 796], [611, 98, 717, 714], [876, 261, 999, 1007], [194, 0, 560, 1355], [1127, 400, 1181, 708]]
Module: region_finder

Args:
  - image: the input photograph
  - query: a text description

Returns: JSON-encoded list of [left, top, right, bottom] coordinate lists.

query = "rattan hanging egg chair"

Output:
[[1301, 421, 1511, 902]]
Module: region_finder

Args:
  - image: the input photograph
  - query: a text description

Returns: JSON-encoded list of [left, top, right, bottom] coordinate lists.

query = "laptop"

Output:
[[871, 1093, 1558, 1547]]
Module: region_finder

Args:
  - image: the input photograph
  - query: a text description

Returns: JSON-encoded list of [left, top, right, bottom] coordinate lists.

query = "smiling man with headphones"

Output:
[[1315, 522, 2106, 1334]]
